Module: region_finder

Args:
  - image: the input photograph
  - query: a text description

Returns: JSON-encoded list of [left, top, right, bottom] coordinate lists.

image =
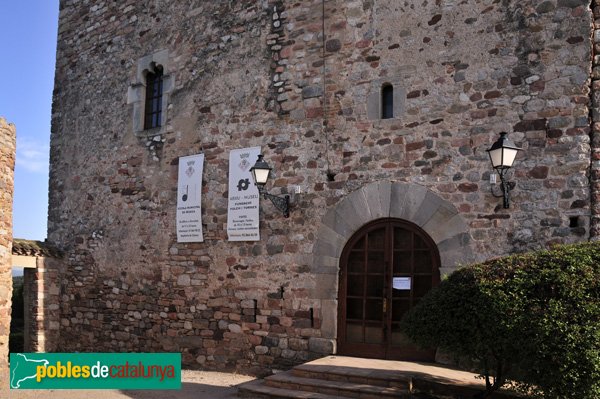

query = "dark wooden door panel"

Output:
[[338, 219, 440, 361]]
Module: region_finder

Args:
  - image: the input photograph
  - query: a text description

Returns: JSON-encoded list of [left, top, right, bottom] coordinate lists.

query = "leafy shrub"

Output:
[[400, 241, 600, 399]]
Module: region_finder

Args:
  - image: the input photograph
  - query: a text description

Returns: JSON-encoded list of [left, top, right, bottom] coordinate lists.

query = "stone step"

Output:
[[292, 362, 412, 389], [237, 379, 342, 399], [264, 372, 411, 398], [238, 356, 524, 399]]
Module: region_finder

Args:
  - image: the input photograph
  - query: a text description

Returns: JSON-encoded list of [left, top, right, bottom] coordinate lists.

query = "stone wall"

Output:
[[591, 0, 600, 239], [23, 257, 62, 352], [49, 0, 594, 372], [0, 117, 16, 378]]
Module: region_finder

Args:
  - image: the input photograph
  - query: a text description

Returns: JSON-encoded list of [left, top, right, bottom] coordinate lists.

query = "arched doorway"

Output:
[[337, 218, 440, 361]]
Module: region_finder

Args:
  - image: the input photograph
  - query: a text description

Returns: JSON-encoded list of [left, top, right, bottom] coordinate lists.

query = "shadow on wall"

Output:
[[9, 276, 24, 354]]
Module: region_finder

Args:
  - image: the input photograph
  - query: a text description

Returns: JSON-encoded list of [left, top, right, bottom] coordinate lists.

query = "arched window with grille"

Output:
[[144, 65, 164, 130], [381, 84, 394, 119]]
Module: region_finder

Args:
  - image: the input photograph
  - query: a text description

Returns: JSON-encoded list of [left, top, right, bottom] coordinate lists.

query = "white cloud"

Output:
[[16, 137, 49, 174]]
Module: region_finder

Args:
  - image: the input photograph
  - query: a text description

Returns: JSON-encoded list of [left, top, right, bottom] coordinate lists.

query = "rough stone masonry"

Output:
[[47, 0, 595, 373], [0, 117, 16, 379]]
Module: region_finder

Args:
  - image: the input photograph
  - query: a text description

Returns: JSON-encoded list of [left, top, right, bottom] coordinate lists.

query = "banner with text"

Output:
[[227, 147, 260, 241], [177, 153, 204, 242], [9, 353, 181, 390]]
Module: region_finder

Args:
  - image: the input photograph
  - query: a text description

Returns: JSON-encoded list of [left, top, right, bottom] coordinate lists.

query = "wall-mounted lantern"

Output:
[[250, 154, 290, 218], [486, 132, 522, 209]]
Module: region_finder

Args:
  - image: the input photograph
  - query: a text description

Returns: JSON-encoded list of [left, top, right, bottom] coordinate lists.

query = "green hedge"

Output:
[[400, 241, 600, 399]]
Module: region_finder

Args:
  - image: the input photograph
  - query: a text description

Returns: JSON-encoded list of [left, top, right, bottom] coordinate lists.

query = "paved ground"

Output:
[[1, 370, 257, 399]]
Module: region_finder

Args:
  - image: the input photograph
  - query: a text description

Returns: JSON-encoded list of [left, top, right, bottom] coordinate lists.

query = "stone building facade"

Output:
[[0, 118, 16, 378], [48, 0, 596, 372]]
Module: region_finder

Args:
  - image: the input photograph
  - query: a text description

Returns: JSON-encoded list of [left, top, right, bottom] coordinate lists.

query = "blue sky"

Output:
[[1, 1, 59, 244]]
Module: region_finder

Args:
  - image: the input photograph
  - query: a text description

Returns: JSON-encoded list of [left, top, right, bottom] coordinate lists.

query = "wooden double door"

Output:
[[337, 219, 440, 361]]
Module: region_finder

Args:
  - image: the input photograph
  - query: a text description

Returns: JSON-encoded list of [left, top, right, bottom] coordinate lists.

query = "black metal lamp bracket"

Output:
[[258, 187, 290, 218], [490, 169, 516, 209]]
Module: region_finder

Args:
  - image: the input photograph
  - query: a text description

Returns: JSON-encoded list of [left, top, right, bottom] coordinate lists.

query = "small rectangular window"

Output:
[[569, 216, 579, 228], [144, 67, 163, 130], [381, 85, 394, 119]]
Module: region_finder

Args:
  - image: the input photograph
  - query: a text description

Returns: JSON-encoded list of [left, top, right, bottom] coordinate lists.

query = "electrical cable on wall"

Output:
[[321, 0, 332, 180]]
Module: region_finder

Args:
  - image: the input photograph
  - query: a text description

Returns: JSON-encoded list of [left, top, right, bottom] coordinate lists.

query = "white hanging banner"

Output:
[[177, 153, 204, 242], [227, 146, 261, 241]]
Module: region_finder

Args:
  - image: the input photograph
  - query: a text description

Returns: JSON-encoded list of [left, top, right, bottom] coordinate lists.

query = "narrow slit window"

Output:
[[569, 216, 579, 228], [144, 66, 164, 130], [381, 84, 394, 119]]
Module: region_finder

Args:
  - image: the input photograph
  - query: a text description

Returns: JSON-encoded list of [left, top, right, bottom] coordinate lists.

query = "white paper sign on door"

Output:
[[393, 277, 411, 290], [176, 153, 204, 242], [227, 147, 261, 241]]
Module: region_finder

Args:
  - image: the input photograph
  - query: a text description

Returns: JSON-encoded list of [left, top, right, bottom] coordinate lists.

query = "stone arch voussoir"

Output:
[[317, 181, 473, 268]]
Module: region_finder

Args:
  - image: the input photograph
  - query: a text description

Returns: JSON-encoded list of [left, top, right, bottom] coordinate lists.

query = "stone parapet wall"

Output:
[[48, 0, 594, 372], [0, 117, 16, 377]]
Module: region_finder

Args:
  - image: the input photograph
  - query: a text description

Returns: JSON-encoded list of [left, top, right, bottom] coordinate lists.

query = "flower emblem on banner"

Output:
[[185, 166, 195, 178], [239, 158, 250, 171]]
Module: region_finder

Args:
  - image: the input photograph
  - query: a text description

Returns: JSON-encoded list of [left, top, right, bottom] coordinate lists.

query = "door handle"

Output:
[[382, 298, 387, 313]]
